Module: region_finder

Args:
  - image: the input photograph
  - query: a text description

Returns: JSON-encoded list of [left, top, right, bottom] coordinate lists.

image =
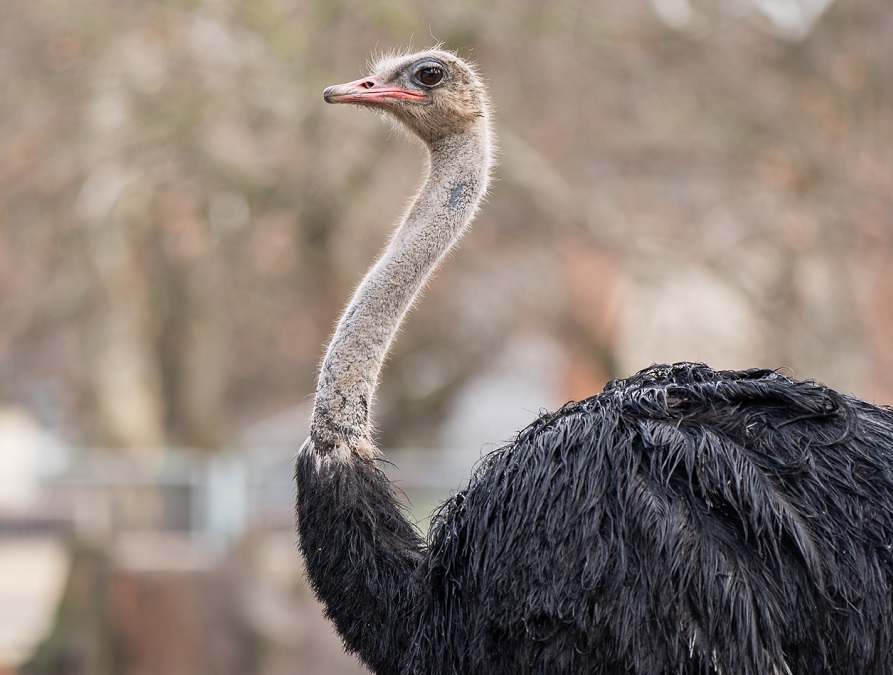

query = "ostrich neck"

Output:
[[311, 122, 491, 456]]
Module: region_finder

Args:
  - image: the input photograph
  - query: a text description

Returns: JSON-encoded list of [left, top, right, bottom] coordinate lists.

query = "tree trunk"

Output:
[[24, 537, 252, 675]]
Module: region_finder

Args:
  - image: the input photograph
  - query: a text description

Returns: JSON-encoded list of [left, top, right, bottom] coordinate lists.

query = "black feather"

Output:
[[297, 362, 893, 674]]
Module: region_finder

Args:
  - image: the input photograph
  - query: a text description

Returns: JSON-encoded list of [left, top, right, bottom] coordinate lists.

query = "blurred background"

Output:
[[1, 0, 891, 672]]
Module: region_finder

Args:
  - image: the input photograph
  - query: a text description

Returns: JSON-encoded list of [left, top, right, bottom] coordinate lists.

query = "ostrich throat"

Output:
[[311, 125, 492, 458]]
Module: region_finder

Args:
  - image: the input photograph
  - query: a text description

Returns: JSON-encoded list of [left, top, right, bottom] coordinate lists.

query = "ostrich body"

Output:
[[296, 49, 893, 674]]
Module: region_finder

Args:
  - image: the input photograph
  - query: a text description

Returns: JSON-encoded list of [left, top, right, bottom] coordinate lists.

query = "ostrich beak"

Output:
[[323, 76, 427, 106]]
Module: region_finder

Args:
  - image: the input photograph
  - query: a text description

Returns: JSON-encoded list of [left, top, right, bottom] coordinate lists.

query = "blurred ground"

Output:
[[6, 531, 370, 675]]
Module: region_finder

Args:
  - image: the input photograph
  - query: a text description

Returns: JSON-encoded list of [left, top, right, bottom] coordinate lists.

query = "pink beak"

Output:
[[323, 76, 427, 106]]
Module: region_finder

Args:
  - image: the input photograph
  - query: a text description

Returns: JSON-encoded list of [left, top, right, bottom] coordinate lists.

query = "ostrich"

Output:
[[295, 48, 893, 674]]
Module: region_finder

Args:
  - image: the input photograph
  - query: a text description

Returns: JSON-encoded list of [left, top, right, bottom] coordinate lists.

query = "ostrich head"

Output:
[[323, 48, 489, 144]]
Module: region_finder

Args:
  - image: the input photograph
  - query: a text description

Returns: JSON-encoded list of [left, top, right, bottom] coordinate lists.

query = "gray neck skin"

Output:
[[310, 122, 492, 457]]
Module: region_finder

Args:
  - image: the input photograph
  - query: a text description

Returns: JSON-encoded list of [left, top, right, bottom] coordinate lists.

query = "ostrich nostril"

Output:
[[360, 80, 375, 89]]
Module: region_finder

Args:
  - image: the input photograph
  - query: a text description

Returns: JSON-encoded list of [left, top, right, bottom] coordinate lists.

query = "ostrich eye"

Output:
[[415, 66, 445, 87]]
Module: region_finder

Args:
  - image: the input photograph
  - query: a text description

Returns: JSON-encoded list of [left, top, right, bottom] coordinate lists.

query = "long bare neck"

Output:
[[310, 119, 492, 457]]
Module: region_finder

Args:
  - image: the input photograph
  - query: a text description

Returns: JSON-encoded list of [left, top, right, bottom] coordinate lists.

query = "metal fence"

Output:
[[1, 444, 467, 549]]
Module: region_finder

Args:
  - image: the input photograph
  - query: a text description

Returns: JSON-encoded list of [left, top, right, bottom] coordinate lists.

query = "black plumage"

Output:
[[298, 362, 893, 674]]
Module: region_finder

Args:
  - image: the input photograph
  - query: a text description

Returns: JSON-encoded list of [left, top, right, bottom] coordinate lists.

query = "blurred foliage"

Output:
[[1, 0, 891, 451]]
